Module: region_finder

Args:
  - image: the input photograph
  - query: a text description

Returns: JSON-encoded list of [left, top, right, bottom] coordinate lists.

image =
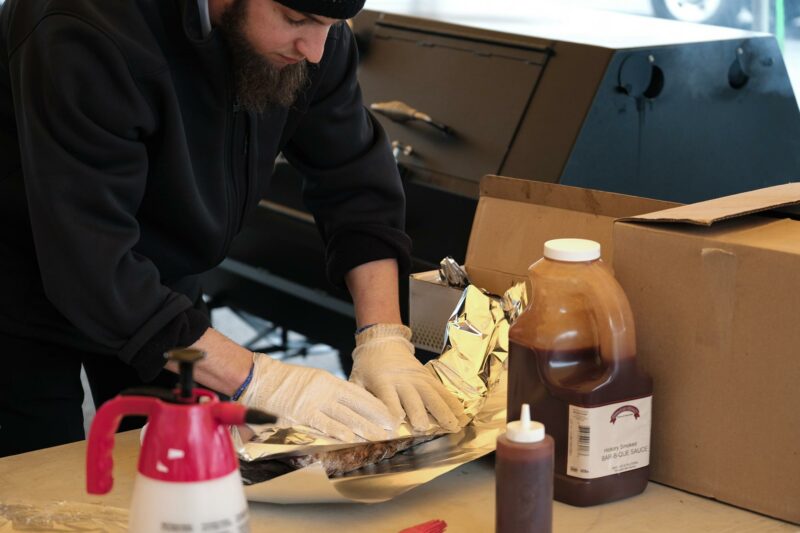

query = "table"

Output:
[[0, 432, 795, 532]]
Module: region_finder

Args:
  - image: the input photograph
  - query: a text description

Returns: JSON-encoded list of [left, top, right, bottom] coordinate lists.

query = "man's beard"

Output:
[[218, 0, 309, 113]]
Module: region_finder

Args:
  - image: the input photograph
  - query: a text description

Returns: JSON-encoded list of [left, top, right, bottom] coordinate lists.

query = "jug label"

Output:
[[567, 396, 652, 479]]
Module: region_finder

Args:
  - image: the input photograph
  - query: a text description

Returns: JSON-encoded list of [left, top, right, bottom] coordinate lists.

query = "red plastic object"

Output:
[[398, 519, 448, 533], [86, 389, 247, 494]]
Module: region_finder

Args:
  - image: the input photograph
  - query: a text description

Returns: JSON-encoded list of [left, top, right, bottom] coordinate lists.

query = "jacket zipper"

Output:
[[242, 106, 249, 158], [228, 98, 255, 241], [216, 94, 240, 265], [237, 110, 253, 233], [234, 100, 253, 233]]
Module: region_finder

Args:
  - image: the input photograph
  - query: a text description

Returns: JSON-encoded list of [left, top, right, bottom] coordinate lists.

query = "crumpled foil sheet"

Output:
[[0, 501, 129, 532], [438, 256, 470, 288], [428, 282, 526, 420], [237, 280, 528, 504]]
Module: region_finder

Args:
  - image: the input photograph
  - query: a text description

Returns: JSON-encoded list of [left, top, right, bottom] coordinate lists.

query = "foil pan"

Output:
[[239, 281, 527, 504]]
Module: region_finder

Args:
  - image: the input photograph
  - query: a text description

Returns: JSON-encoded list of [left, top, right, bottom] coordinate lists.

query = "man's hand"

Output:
[[238, 353, 398, 442], [350, 324, 468, 432]]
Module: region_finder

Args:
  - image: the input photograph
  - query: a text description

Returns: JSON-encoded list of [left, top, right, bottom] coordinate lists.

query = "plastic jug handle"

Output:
[[584, 273, 636, 369], [86, 396, 157, 494]]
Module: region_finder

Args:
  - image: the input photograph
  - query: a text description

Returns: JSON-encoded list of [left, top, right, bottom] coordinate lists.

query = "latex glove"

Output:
[[238, 353, 397, 442], [350, 324, 468, 433]]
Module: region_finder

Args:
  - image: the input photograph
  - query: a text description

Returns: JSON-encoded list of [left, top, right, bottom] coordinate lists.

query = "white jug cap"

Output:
[[544, 238, 601, 262], [506, 404, 545, 443]]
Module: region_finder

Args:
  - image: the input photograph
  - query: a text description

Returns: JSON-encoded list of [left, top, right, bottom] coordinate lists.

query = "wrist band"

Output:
[[231, 362, 255, 402], [355, 323, 378, 336]]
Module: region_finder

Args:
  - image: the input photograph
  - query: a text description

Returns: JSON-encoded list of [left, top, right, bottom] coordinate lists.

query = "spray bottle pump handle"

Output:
[[86, 395, 158, 494]]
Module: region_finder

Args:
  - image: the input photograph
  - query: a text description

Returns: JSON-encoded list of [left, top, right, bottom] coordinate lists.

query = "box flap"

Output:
[[619, 182, 800, 226], [479, 175, 677, 218], [464, 175, 678, 295]]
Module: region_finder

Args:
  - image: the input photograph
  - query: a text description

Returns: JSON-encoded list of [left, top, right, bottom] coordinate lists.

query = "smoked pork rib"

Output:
[[240, 435, 437, 485]]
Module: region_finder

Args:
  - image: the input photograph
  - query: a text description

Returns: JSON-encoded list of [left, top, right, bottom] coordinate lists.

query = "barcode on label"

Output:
[[578, 425, 590, 455]]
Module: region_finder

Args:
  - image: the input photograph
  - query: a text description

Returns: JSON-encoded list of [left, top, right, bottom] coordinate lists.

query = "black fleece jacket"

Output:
[[0, 0, 411, 380]]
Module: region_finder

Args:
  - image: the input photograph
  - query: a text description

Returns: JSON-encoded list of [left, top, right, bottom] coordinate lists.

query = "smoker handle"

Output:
[[370, 100, 453, 135]]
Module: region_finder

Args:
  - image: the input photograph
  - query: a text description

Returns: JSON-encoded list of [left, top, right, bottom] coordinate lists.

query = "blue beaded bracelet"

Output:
[[355, 323, 378, 335], [231, 363, 255, 402]]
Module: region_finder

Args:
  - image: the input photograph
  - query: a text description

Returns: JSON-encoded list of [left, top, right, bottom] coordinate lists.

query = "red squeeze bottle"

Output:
[[496, 403, 554, 533]]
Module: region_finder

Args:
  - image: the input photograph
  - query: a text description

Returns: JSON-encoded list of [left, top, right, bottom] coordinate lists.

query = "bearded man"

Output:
[[0, 0, 466, 456]]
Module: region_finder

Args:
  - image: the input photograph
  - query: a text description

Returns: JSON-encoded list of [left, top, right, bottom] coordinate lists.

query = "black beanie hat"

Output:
[[274, 0, 366, 19]]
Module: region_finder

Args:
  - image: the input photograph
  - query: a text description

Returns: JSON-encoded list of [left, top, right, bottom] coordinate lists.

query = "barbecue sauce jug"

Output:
[[508, 239, 652, 506], [86, 348, 275, 532]]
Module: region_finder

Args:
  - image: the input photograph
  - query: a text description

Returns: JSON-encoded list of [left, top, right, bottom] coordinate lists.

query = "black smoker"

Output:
[[201, 8, 800, 367]]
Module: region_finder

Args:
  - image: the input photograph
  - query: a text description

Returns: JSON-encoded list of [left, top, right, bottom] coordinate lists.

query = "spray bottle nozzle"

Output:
[[245, 409, 278, 425]]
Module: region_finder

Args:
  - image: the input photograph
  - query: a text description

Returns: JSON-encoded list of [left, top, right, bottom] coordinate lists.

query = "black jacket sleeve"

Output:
[[281, 23, 412, 289], [10, 15, 208, 380]]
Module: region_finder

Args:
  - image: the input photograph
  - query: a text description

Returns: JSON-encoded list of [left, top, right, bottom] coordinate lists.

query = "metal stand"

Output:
[[205, 296, 337, 363]]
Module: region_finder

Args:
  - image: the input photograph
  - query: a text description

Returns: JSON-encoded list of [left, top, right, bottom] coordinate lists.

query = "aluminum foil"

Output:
[[438, 256, 470, 288], [243, 371, 508, 504], [429, 284, 515, 419], [238, 281, 528, 504]]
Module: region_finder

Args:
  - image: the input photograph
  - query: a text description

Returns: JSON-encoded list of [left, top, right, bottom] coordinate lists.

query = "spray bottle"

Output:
[[86, 348, 274, 532]]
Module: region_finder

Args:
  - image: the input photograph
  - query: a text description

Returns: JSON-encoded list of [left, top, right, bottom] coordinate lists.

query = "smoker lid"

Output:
[[366, 1, 765, 50]]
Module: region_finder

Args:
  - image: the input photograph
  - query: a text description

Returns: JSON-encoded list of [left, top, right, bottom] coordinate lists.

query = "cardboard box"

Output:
[[613, 183, 800, 524], [409, 175, 676, 351]]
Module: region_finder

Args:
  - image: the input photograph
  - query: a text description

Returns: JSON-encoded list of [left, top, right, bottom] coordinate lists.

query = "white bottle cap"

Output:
[[543, 238, 601, 262], [505, 404, 545, 443]]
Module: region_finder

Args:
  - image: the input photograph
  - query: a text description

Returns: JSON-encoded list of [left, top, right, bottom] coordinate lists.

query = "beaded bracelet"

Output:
[[231, 362, 255, 402], [355, 323, 378, 335]]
